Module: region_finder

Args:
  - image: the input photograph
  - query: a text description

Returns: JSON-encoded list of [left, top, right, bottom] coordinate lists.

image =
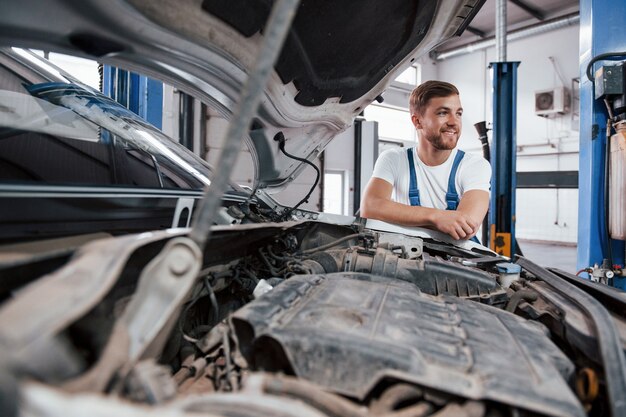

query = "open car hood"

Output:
[[0, 0, 484, 189]]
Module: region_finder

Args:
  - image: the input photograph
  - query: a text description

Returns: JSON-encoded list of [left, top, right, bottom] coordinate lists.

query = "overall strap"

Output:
[[406, 148, 421, 206], [445, 150, 465, 211]]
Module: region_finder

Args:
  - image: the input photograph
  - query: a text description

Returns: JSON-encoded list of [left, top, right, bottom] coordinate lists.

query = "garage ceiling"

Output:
[[437, 0, 580, 51]]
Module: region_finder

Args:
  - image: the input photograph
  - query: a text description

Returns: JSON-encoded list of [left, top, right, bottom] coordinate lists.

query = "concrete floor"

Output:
[[517, 239, 578, 274]]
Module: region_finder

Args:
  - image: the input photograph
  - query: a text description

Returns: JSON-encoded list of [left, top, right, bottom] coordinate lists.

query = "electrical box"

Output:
[[594, 64, 625, 99], [534, 87, 570, 117]]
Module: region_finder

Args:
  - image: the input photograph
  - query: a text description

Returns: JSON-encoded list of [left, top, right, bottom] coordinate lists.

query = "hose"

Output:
[[474, 122, 490, 246], [258, 248, 283, 276], [262, 375, 365, 417], [505, 289, 538, 313], [203, 276, 219, 325], [222, 331, 236, 391], [267, 245, 289, 261], [371, 384, 424, 414], [299, 233, 364, 255], [381, 403, 434, 417], [430, 401, 485, 417], [473, 121, 523, 255], [276, 132, 321, 218]]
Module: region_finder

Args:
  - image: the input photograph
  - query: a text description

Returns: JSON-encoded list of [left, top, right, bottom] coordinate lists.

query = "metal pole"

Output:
[[489, 62, 520, 257], [496, 0, 507, 62], [488, 0, 521, 256], [434, 13, 579, 61], [189, 0, 301, 250]]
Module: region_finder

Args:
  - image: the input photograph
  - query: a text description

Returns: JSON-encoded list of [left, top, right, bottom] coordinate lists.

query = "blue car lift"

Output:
[[101, 65, 163, 129], [489, 62, 520, 258], [578, 0, 626, 289]]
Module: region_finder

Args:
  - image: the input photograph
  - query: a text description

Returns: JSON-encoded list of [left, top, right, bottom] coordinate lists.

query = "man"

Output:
[[360, 80, 491, 241]]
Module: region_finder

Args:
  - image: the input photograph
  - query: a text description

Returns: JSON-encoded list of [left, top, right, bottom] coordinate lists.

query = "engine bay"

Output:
[[1, 220, 623, 417]]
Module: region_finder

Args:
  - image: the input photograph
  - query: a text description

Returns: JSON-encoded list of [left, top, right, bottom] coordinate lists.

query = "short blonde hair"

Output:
[[409, 80, 459, 115]]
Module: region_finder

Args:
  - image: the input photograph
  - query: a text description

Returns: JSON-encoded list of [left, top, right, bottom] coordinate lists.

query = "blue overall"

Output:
[[407, 148, 480, 243]]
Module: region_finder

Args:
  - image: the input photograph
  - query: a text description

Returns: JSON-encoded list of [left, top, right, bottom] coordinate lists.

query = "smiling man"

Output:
[[360, 80, 491, 241]]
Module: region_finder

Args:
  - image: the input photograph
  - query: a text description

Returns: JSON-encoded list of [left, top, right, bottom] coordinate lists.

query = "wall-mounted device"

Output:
[[534, 87, 571, 117]]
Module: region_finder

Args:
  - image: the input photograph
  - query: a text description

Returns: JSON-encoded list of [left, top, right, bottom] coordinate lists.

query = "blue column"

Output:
[[101, 65, 163, 129], [139, 78, 163, 130], [489, 62, 520, 258], [578, 0, 626, 289]]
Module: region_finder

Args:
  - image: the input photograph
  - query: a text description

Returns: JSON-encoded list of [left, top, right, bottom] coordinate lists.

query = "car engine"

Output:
[[1, 219, 623, 417]]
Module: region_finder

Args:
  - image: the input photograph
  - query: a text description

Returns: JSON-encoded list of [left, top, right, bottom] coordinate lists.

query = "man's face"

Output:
[[411, 94, 463, 151]]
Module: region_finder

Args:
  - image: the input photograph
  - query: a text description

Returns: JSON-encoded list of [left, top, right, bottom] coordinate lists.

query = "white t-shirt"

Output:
[[371, 147, 491, 210]]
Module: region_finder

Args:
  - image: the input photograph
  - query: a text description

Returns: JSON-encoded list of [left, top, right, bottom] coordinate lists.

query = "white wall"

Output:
[[418, 55, 439, 84], [203, 110, 256, 189], [323, 126, 356, 214], [436, 24, 580, 243]]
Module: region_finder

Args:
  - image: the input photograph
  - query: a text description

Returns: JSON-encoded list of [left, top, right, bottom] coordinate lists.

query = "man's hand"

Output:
[[431, 210, 480, 240]]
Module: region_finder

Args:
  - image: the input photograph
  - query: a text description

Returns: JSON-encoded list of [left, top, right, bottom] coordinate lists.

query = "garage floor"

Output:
[[517, 240, 578, 274]]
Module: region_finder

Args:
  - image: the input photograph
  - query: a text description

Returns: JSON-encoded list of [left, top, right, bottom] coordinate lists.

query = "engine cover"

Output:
[[231, 273, 585, 417]]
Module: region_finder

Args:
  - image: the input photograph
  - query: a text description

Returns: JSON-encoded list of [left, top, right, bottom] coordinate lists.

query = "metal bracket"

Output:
[[63, 236, 202, 392]]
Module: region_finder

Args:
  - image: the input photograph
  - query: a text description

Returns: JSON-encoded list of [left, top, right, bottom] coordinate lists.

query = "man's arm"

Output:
[[360, 178, 484, 240], [456, 190, 489, 225], [455, 189, 489, 238]]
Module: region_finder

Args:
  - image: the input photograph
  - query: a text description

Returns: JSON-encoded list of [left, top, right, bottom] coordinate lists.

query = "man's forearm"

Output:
[[361, 195, 483, 240], [360, 196, 438, 227], [360, 178, 488, 240], [456, 190, 489, 227]]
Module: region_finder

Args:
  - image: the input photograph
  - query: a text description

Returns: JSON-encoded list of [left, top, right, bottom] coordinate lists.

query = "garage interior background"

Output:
[[44, 0, 580, 249]]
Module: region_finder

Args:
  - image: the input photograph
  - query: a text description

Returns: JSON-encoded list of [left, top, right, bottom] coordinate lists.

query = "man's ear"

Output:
[[411, 113, 421, 129]]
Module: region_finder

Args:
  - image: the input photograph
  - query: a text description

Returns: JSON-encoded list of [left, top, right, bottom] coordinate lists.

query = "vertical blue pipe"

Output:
[[489, 62, 520, 257], [101, 65, 114, 98], [128, 72, 140, 114], [139, 78, 163, 130], [578, 0, 626, 289]]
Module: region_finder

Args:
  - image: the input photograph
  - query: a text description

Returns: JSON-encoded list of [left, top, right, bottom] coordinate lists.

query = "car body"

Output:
[[0, 47, 229, 244], [0, 1, 625, 417]]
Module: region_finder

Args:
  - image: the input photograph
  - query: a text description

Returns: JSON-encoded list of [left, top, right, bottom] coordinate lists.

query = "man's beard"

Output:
[[424, 130, 459, 150]]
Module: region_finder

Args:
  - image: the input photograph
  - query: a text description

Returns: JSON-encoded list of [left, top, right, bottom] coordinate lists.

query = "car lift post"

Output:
[[578, 0, 626, 289], [489, 61, 520, 257], [102, 65, 163, 129]]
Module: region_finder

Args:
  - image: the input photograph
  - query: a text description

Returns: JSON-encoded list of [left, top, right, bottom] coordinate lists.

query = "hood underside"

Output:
[[0, 0, 485, 188], [204, 0, 438, 107]]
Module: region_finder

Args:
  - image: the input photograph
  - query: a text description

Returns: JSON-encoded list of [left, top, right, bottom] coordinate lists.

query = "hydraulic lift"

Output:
[[578, 0, 626, 290], [489, 61, 520, 258]]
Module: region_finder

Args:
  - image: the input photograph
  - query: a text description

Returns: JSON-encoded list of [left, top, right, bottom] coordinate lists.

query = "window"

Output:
[[394, 64, 421, 86], [363, 63, 421, 143], [363, 106, 414, 143], [323, 171, 348, 215], [0, 63, 211, 190]]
